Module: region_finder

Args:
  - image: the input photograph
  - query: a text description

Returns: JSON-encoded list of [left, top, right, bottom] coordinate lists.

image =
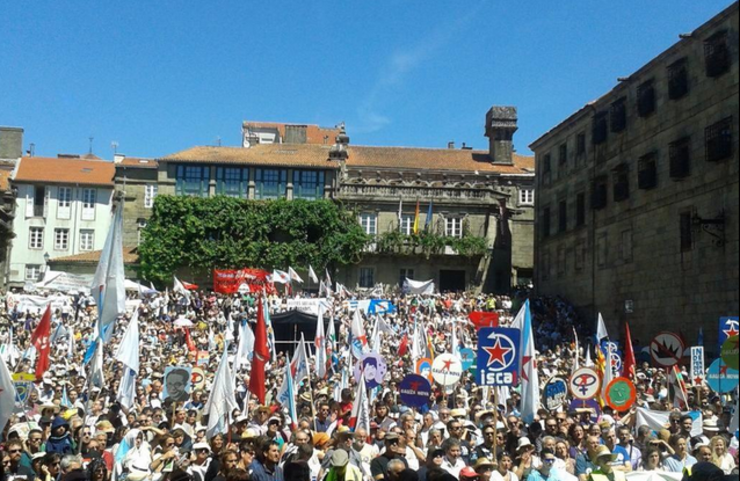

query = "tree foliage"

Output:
[[138, 196, 369, 284], [376, 230, 488, 259]]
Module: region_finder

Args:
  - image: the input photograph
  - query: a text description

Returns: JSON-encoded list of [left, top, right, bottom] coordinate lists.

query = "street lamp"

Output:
[[43, 252, 50, 273]]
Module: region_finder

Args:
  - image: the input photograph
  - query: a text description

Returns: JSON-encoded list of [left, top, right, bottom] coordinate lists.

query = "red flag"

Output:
[[181, 281, 199, 290], [622, 322, 636, 380], [31, 306, 52, 380], [184, 329, 196, 352], [398, 334, 409, 357], [248, 297, 269, 404], [468, 311, 499, 330]]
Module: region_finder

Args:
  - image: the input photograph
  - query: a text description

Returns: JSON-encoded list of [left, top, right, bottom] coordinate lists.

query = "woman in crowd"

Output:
[[639, 447, 664, 472], [554, 440, 575, 476], [491, 452, 518, 481], [710, 435, 736, 475]]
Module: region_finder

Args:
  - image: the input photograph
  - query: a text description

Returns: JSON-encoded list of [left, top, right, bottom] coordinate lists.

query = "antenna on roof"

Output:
[[111, 141, 119, 155], [88, 136, 94, 155], [217, 136, 222, 147]]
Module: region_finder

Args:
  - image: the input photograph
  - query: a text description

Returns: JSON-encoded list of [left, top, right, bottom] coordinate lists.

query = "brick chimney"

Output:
[[485, 106, 518, 165], [0, 126, 23, 160]]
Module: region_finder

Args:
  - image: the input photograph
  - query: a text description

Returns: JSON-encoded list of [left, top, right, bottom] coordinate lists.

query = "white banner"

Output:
[[404, 278, 435, 295], [286, 298, 330, 316], [7, 294, 73, 315], [624, 473, 681, 481], [635, 407, 703, 437], [36, 271, 92, 294]]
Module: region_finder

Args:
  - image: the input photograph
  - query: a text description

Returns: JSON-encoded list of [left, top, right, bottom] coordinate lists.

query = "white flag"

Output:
[[315, 308, 328, 379], [596, 313, 609, 342], [350, 309, 368, 359], [0, 355, 17, 432], [272, 270, 291, 285], [114, 310, 140, 409], [291, 334, 310, 384], [517, 300, 540, 424], [234, 322, 255, 372], [308, 266, 319, 284], [173, 276, 191, 299], [204, 342, 238, 439], [288, 267, 304, 284], [349, 373, 370, 433], [91, 206, 126, 334]]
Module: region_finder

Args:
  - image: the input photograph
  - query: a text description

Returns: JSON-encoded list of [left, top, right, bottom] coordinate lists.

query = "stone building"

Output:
[[530, 3, 739, 347], [0, 126, 23, 286], [123, 108, 535, 293]]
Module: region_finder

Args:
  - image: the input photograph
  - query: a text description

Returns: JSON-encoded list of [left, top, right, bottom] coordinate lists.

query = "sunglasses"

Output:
[[544, 458, 556, 464], [8, 449, 22, 454]]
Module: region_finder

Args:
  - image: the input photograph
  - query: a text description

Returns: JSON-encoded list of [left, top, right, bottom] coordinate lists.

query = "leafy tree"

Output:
[[138, 196, 369, 284]]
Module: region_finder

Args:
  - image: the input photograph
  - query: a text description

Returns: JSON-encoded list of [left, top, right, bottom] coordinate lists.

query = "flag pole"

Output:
[[493, 387, 499, 463]]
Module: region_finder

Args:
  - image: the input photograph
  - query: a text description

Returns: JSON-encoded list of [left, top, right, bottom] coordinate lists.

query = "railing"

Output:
[[33, 205, 45, 218], [338, 184, 499, 201]]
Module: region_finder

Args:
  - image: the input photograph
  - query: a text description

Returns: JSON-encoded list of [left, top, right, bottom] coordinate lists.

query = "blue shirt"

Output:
[[250, 460, 281, 481], [663, 454, 697, 473], [526, 467, 570, 481]]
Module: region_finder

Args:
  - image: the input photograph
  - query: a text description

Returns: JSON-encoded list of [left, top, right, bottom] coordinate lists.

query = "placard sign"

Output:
[[399, 374, 432, 408], [544, 377, 568, 411], [477, 327, 520, 386], [690, 346, 705, 385]]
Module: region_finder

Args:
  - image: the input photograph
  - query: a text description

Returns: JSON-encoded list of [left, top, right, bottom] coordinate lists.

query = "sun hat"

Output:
[[330, 449, 350, 468], [516, 437, 534, 453], [590, 445, 618, 464]]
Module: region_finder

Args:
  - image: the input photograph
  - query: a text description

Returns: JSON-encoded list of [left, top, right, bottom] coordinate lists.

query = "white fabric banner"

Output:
[[404, 278, 435, 295], [635, 407, 703, 437], [286, 298, 330, 316], [624, 473, 681, 481], [36, 270, 92, 294], [7, 293, 72, 315]]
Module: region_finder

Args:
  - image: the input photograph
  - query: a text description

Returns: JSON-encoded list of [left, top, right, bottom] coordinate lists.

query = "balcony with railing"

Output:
[[338, 183, 501, 204]]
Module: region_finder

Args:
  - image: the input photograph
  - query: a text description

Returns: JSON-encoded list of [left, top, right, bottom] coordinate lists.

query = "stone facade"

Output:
[[118, 110, 535, 293], [530, 3, 739, 348]]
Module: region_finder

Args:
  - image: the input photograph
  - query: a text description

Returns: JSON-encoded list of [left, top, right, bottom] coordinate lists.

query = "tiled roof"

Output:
[[243, 121, 341, 145], [159, 144, 535, 175], [13, 157, 115, 186], [159, 145, 340, 169], [116, 157, 158, 169], [50, 246, 139, 264], [348, 146, 535, 175], [0, 170, 11, 191]]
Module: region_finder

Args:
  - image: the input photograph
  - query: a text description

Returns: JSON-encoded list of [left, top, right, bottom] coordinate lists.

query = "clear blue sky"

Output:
[[1, 1, 734, 159]]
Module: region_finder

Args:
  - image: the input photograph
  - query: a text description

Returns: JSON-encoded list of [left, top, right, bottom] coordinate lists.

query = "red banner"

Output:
[[468, 311, 500, 330], [212, 269, 275, 294]]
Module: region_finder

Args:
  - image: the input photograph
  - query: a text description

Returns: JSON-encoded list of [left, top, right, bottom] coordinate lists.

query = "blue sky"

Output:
[[1, 1, 734, 158]]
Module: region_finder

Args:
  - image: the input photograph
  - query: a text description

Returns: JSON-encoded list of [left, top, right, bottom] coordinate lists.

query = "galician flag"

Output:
[[308, 266, 319, 283], [350, 309, 368, 359], [290, 334, 310, 384], [114, 310, 140, 410], [512, 300, 539, 424], [288, 267, 304, 284], [0, 355, 17, 432], [315, 307, 328, 379], [204, 342, 238, 439], [349, 372, 370, 433], [276, 362, 299, 429], [272, 270, 291, 284]]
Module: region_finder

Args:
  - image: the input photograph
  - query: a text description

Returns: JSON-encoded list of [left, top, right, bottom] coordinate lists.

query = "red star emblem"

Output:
[[720, 364, 729, 376], [484, 337, 512, 368], [442, 359, 453, 371], [409, 381, 422, 391], [724, 322, 739, 339], [694, 377, 703, 385]]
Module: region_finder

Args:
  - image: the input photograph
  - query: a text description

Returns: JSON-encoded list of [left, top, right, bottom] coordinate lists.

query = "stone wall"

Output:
[[532, 4, 739, 349]]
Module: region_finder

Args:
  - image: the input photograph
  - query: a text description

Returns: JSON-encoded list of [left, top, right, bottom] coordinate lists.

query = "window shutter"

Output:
[[43, 187, 50, 218], [25, 189, 34, 218]]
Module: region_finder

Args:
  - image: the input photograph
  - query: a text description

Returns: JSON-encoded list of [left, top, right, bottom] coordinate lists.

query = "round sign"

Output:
[[569, 367, 602, 400], [706, 358, 740, 393], [650, 332, 685, 368], [191, 367, 206, 391], [399, 374, 432, 408], [569, 399, 601, 423], [544, 377, 568, 411], [431, 353, 463, 387], [354, 352, 388, 390], [605, 377, 636, 412], [238, 283, 250, 294], [415, 358, 434, 382], [721, 336, 739, 371], [460, 348, 476, 371]]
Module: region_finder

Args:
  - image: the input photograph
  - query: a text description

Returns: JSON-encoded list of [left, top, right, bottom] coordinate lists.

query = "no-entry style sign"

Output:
[[605, 377, 637, 412], [569, 367, 601, 400], [399, 374, 432, 408], [650, 332, 684, 368]]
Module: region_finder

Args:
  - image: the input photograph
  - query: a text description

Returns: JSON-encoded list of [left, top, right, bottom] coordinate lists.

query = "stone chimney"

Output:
[[0, 126, 23, 160], [329, 125, 350, 161], [485, 106, 518, 165]]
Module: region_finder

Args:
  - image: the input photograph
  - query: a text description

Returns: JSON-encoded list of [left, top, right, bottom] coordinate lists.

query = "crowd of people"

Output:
[[0, 284, 737, 481]]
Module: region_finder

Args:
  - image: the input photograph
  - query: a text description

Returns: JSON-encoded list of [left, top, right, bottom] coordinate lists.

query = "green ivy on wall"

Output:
[[375, 230, 488, 259], [138, 196, 370, 284]]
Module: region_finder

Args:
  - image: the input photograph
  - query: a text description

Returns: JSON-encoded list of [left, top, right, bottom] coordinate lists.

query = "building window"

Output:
[[558, 143, 568, 167], [215, 167, 247, 198], [29, 227, 43, 249], [144, 184, 159, 208], [81, 188, 96, 221], [597, 233, 608, 268], [705, 117, 733, 162], [542, 207, 551, 238], [293, 170, 325, 200], [704, 30, 730, 78], [445, 217, 463, 238], [558, 200, 567, 233], [519, 189, 535, 206], [255, 168, 287, 199], [592, 112, 608, 144], [542, 153, 552, 184], [637, 79, 656, 117], [137, 219, 147, 246], [359, 268, 375, 289], [669, 137, 691, 179], [668, 58, 689, 100], [54, 228, 69, 251], [576, 132, 587, 156], [399, 269, 414, 286], [30, 186, 47, 218], [613, 164, 630, 202], [57, 187, 72, 219], [680, 212, 693, 252], [576, 192, 586, 227], [638, 152, 658, 190], [610, 97, 627, 133], [591, 176, 608, 210], [360, 213, 377, 236], [176, 165, 210, 197], [399, 214, 414, 235], [25, 264, 43, 281], [80, 230, 95, 251]]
